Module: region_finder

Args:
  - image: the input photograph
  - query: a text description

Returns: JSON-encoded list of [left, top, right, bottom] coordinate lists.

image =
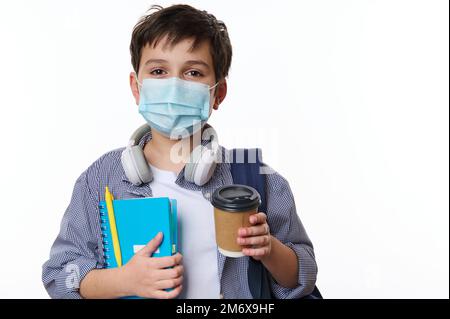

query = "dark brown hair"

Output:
[[130, 4, 232, 82]]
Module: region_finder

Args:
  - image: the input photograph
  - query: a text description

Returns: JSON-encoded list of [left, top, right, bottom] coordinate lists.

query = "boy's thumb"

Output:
[[137, 232, 163, 256]]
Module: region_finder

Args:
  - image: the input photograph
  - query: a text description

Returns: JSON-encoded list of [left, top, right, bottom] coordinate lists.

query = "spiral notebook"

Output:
[[99, 196, 178, 269]]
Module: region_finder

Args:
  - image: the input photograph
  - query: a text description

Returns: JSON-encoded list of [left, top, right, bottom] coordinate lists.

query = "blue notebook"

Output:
[[98, 197, 178, 269]]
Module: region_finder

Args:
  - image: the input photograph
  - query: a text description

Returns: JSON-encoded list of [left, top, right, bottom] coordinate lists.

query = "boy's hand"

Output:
[[237, 212, 272, 261], [120, 232, 184, 299]]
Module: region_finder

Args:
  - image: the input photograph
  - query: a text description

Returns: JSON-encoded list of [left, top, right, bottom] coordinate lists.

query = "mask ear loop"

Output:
[[209, 81, 220, 107], [209, 82, 219, 90], [134, 72, 142, 93]]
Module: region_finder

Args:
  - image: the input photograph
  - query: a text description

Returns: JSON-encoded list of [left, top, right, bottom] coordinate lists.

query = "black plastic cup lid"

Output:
[[212, 184, 261, 212]]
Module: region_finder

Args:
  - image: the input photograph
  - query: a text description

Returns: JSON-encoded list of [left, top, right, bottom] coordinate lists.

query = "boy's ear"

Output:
[[130, 72, 140, 105], [213, 79, 227, 110]]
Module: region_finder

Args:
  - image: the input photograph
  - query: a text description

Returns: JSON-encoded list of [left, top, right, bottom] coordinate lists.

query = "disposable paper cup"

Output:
[[212, 184, 261, 257]]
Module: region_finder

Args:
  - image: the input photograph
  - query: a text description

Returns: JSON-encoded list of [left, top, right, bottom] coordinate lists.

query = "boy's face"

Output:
[[130, 34, 227, 116]]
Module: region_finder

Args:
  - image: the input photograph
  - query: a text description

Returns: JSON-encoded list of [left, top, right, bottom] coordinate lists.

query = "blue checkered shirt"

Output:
[[42, 130, 318, 299]]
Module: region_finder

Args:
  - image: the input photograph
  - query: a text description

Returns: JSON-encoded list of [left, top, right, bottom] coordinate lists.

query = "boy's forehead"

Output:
[[140, 35, 213, 66]]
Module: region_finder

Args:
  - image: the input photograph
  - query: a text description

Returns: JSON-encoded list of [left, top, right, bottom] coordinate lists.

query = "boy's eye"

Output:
[[186, 70, 203, 77], [150, 68, 167, 76]]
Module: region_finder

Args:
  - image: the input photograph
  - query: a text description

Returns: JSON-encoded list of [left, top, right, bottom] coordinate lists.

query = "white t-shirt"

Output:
[[148, 163, 220, 299]]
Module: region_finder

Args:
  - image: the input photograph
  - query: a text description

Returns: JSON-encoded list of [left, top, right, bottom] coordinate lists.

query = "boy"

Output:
[[42, 4, 318, 299]]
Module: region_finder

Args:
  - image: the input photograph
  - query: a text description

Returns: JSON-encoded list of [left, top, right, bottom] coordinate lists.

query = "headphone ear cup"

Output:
[[121, 146, 141, 185], [130, 146, 153, 184], [184, 146, 201, 184], [185, 145, 217, 186], [121, 146, 153, 185]]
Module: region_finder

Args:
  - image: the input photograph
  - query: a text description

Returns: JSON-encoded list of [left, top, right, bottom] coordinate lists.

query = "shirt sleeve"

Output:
[[265, 171, 318, 299], [42, 169, 102, 299]]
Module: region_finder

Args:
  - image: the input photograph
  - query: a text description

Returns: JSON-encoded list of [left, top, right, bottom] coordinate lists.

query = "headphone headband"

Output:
[[129, 123, 151, 147]]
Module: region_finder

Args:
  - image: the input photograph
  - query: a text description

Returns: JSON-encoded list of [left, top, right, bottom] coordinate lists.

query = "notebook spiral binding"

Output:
[[99, 203, 111, 268]]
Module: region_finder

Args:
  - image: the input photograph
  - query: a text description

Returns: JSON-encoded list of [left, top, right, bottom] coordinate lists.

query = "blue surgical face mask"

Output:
[[136, 76, 218, 139]]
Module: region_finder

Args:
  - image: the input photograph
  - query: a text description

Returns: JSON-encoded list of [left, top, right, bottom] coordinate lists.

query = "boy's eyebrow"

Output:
[[144, 58, 169, 66], [184, 60, 211, 70]]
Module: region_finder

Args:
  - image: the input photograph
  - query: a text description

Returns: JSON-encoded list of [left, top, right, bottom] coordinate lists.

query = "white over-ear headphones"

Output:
[[121, 123, 220, 186]]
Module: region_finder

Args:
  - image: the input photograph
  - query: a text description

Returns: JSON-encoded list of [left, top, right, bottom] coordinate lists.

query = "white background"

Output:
[[0, 0, 448, 298]]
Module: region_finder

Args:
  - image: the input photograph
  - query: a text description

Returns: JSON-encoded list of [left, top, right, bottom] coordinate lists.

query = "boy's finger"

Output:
[[243, 247, 269, 257], [137, 232, 163, 256], [249, 212, 267, 224], [239, 223, 269, 237], [149, 253, 183, 269], [237, 235, 270, 246], [153, 284, 183, 299], [157, 265, 184, 280], [155, 276, 184, 290]]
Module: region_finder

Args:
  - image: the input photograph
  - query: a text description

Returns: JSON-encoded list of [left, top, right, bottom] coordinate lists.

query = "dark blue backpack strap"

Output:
[[229, 148, 267, 213], [230, 148, 323, 300], [229, 148, 271, 299]]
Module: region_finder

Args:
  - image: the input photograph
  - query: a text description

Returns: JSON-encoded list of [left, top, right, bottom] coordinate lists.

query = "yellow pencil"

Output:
[[105, 186, 122, 267]]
